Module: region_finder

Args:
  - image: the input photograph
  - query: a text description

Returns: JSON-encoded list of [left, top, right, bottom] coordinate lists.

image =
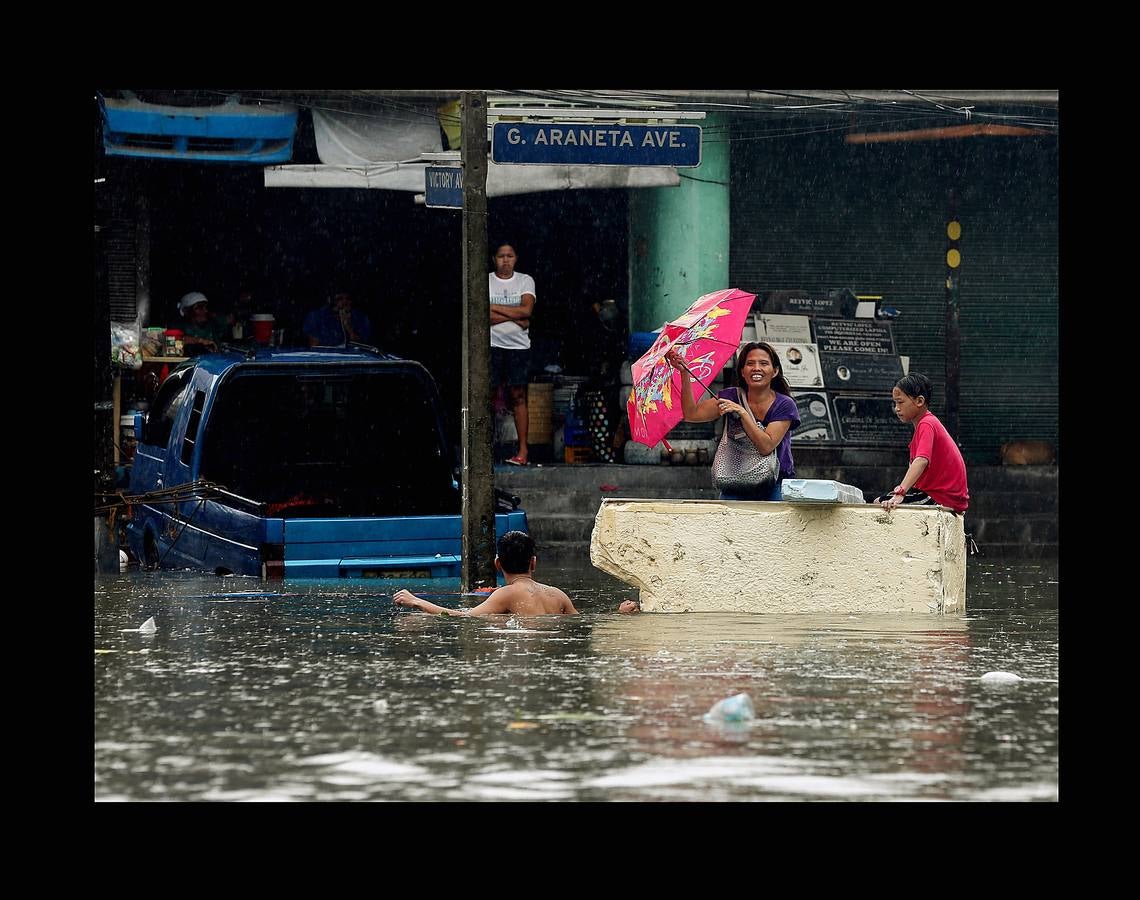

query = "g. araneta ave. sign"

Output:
[[492, 122, 702, 167]]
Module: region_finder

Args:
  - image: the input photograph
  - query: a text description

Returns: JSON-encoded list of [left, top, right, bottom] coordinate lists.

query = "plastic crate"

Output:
[[564, 446, 593, 464]]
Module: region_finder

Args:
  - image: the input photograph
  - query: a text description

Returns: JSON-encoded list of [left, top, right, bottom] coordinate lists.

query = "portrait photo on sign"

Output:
[[766, 341, 823, 389]]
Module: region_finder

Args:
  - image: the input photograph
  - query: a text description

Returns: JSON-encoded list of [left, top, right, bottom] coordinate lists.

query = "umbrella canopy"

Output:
[[626, 288, 756, 448]]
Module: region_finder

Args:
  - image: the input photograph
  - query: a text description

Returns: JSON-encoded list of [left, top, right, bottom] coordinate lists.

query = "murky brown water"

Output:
[[95, 559, 1057, 801]]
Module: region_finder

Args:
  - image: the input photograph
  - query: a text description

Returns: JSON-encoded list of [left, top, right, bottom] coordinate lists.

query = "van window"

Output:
[[199, 369, 458, 517], [180, 390, 207, 467], [143, 367, 194, 449]]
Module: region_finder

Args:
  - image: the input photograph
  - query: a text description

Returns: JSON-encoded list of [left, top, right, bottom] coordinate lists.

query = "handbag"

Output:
[[711, 388, 780, 493]]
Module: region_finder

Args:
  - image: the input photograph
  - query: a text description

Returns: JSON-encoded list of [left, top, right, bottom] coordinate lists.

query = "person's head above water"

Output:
[[496, 530, 536, 575]]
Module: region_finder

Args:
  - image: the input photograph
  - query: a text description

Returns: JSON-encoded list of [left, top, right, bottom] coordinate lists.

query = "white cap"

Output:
[[179, 291, 208, 316]]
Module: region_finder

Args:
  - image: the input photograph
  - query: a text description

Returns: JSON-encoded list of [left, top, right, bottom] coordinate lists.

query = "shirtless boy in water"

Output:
[[393, 531, 577, 617]]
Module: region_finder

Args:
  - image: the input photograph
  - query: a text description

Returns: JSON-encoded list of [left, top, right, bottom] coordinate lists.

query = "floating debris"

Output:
[[120, 617, 157, 634], [703, 693, 755, 725], [980, 671, 1022, 685]]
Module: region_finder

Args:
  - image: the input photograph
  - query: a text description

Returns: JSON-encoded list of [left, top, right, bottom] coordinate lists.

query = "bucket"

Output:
[[527, 382, 553, 444], [628, 330, 661, 359], [251, 314, 275, 345]]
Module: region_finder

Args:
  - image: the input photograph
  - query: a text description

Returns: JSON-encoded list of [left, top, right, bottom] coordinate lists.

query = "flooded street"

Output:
[[95, 560, 1058, 801]]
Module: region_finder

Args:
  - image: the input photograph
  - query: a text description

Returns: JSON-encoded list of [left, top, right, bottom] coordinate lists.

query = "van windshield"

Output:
[[199, 368, 458, 518]]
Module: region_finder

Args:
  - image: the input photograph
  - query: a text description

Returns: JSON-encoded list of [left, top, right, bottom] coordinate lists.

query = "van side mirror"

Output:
[[134, 412, 146, 442]]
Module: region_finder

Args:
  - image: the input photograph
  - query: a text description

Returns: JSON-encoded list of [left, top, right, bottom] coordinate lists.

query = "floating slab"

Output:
[[590, 499, 965, 615]]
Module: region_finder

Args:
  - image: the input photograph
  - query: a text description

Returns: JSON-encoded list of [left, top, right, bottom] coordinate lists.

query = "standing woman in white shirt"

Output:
[[488, 243, 536, 466]]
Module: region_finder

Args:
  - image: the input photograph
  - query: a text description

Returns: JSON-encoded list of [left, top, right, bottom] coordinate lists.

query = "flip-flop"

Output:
[[506, 456, 529, 466]]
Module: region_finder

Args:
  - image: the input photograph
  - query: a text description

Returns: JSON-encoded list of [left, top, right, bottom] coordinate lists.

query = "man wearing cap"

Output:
[[179, 291, 230, 353]]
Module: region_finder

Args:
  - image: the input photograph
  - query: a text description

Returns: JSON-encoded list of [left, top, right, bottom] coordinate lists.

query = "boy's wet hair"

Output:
[[895, 373, 933, 404], [497, 530, 535, 574]]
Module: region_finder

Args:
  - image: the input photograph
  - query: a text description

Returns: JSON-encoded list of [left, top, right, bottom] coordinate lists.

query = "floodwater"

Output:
[[95, 559, 1058, 802]]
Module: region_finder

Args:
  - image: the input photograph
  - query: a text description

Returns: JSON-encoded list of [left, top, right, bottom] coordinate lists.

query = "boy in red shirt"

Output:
[[876, 373, 969, 514]]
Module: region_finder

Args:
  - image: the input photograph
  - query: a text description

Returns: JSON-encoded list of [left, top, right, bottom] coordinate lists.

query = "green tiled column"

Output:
[[628, 114, 730, 332]]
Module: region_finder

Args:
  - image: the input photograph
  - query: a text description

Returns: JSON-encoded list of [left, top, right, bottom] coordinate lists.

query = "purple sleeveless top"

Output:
[[717, 387, 800, 479]]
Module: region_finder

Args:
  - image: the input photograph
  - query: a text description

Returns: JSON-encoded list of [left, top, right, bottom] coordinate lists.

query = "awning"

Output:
[[263, 161, 680, 195], [264, 106, 680, 195]]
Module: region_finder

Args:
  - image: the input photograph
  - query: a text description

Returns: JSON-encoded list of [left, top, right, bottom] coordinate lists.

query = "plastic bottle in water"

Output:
[[703, 692, 755, 725]]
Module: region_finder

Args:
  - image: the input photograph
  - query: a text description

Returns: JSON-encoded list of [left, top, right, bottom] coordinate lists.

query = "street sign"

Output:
[[492, 122, 702, 167], [425, 166, 463, 208]]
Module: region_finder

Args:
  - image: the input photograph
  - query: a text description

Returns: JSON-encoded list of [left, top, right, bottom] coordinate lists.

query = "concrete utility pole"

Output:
[[460, 91, 496, 590], [94, 213, 119, 573]]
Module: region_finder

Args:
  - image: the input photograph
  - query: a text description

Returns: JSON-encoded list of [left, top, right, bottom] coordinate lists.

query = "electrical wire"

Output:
[[109, 88, 1058, 154]]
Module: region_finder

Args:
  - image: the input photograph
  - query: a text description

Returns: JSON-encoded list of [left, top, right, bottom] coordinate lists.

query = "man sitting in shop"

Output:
[[179, 291, 231, 354], [303, 289, 374, 347]]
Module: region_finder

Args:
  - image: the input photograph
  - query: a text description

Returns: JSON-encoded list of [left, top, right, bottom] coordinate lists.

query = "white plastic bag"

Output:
[[110, 320, 142, 369], [703, 692, 755, 724]]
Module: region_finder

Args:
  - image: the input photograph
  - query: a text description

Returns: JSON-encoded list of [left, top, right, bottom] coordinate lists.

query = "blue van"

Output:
[[124, 347, 526, 578]]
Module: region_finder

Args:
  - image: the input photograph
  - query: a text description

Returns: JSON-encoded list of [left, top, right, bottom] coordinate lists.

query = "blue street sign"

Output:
[[425, 166, 463, 208], [492, 123, 702, 167]]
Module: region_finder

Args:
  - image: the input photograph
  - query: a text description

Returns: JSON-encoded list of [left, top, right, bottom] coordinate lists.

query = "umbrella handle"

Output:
[[674, 358, 718, 401]]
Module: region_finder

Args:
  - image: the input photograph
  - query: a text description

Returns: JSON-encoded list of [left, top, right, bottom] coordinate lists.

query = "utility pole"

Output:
[[460, 91, 496, 590], [94, 187, 118, 573], [944, 189, 962, 440]]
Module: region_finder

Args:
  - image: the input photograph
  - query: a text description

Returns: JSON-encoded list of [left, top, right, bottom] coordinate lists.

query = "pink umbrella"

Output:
[[626, 288, 757, 448]]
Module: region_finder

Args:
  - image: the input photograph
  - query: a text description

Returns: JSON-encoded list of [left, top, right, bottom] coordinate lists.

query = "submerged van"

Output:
[[124, 347, 526, 578]]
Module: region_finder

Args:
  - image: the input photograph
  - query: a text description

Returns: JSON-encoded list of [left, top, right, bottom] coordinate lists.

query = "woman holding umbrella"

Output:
[[667, 341, 800, 501]]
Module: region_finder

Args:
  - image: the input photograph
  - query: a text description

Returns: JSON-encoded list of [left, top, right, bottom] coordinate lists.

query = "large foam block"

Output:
[[781, 479, 867, 504], [590, 499, 965, 614]]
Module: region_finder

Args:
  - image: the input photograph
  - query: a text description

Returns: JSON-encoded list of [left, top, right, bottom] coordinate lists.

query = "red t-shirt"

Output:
[[910, 412, 969, 513]]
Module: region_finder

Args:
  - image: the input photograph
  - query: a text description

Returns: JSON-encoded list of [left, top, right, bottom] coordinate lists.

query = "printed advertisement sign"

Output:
[[832, 394, 912, 444], [812, 319, 896, 356], [790, 391, 837, 442], [756, 314, 813, 344], [763, 290, 844, 317], [820, 352, 903, 393], [770, 341, 824, 389]]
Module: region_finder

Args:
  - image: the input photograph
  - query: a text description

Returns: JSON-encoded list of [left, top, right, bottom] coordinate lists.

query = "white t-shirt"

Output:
[[489, 272, 536, 350]]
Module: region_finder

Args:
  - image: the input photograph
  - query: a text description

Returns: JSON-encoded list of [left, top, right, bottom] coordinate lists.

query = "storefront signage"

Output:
[[812, 319, 896, 356], [492, 123, 702, 167], [763, 290, 845, 317]]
